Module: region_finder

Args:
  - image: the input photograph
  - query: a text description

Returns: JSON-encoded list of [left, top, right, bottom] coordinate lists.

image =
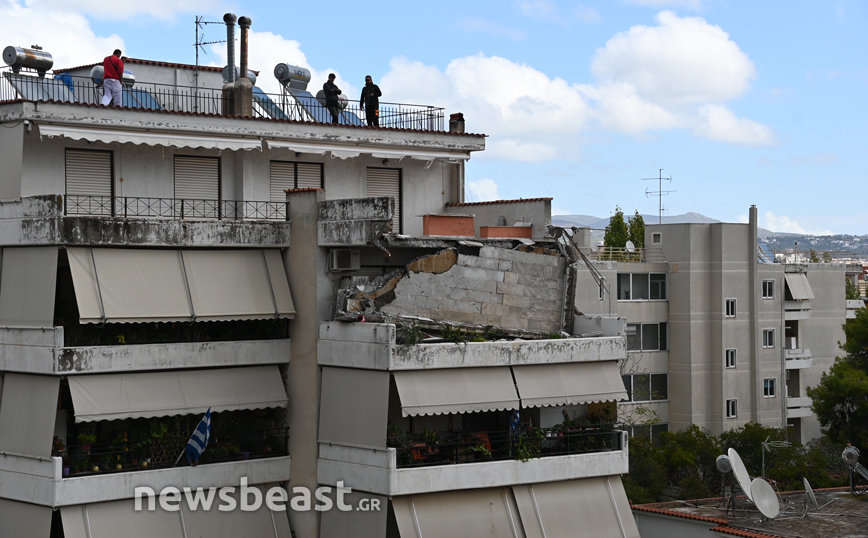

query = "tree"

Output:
[[823, 251, 833, 263], [808, 308, 868, 451], [628, 210, 645, 248], [809, 249, 820, 263], [846, 278, 860, 300], [603, 206, 628, 249]]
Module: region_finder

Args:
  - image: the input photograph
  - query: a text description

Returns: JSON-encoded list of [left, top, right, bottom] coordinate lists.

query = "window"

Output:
[[725, 299, 737, 317], [762, 280, 774, 299], [174, 156, 220, 217], [726, 399, 737, 418], [725, 349, 736, 369], [621, 373, 668, 402], [763, 329, 775, 348], [270, 161, 324, 201], [652, 233, 662, 244], [366, 167, 402, 233], [65, 149, 113, 215], [617, 273, 667, 301], [626, 323, 668, 352], [763, 378, 776, 398]]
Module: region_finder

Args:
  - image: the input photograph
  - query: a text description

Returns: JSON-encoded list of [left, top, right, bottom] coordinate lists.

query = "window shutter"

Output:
[[270, 162, 295, 202], [174, 156, 219, 200], [366, 168, 401, 233], [66, 150, 112, 215], [296, 163, 323, 189]]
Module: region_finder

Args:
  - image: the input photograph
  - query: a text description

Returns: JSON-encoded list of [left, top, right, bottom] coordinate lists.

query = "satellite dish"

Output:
[[625, 240, 635, 252], [803, 477, 819, 510], [843, 446, 861, 468], [751, 478, 780, 519], [728, 448, 754, 502], [716, 455, 732, 474]]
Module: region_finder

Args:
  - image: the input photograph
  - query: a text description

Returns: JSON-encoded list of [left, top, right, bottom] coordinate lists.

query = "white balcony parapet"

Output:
[[787, 396, 813, 409], [317, 432, 629, 496], [0, 326, 290, 374], [0, 453, 290, 507], [318, 321, 626, 371]]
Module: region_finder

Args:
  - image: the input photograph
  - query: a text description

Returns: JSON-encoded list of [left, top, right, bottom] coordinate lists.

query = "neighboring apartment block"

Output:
[[0, 33, 639, 538], [573, 206, 858, 444]]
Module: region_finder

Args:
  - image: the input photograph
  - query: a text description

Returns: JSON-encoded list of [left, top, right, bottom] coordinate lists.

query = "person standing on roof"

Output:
[[100, 49, 124, 106], [360, 75, 382, 127], [323, 73, 342, 124]]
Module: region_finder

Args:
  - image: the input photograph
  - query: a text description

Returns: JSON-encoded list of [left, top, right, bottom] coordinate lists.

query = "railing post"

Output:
[[180, 199, 184, 220], [285, 201, 290, 222], [124, 197, 128, 218]]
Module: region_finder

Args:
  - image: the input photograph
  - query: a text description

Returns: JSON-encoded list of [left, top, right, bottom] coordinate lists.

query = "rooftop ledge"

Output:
[[317, 321, 627, 371]]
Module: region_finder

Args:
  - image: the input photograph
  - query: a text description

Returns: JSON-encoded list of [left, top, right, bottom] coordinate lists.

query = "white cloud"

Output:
[[552, 206, 572, 215], [579, 81, 681, 133], [591, 11, 756, 107], [24, 0, 219, 20], [459, 18, 526, 40], [762, 212, 806, 234], [466, 179, 500, 202], [692, 104, 776, 146]]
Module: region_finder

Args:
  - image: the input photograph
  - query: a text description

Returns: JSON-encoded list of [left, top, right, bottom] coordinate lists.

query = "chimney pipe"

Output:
[[223, 13, 237, 83], [238, 16, 251, 82], [449, 112, 465, 134]]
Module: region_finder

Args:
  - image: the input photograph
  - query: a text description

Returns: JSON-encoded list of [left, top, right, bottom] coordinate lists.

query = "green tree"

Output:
[[823, 251, 833, 263], [628, 210, 646, 248], [603, 206, 628, 249], [846, 278, 860, 300], [808, 308, 868, 451], [809, 249, 820, 263]]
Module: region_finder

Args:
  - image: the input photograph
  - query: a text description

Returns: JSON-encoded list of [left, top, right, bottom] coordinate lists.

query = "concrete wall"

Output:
[[0, 122, 23, 200], [444, 199, 552, 239]]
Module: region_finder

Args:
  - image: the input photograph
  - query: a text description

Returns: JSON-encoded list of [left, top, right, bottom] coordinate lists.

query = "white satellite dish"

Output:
[[751, 478, 780, 519], [625, 240, 635, 252], [716, 455, 732, 474], [803, 477, 819, 510], [728, 448, 754, 502]]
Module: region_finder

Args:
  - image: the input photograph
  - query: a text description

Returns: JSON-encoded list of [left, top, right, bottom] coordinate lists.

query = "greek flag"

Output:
[[186, 408, 211, 465]]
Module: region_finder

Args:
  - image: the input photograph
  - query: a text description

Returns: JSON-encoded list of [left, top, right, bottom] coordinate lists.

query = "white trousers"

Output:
[[101, 78, 123, 106]]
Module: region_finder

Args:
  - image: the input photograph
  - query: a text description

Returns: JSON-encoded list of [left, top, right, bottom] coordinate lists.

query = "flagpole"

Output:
[[173, 447, 186, 467]]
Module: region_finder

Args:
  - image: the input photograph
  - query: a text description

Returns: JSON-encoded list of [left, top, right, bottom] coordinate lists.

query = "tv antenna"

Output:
[[193, 16, 228, 113], [761, 436, 791, 479], [642, 169, 675, 224]]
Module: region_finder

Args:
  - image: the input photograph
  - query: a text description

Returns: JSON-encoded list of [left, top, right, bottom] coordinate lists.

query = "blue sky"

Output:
[[4, 0, 866, 234]]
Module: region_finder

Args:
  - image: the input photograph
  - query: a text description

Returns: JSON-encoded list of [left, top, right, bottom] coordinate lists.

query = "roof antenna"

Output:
[[642, 168, 676, 224], [193, 15, 227, 113]]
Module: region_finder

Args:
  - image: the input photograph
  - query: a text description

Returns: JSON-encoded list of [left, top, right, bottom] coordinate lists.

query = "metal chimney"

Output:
[[449, 112, 465, 134], [223, 13, 237, 83], [238, 16, 250, 82]]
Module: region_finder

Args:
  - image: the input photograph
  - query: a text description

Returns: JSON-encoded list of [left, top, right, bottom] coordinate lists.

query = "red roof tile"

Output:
[[631, 504, 729, 525], [54, 58, 233, 74], [446, 198, 552, 207]]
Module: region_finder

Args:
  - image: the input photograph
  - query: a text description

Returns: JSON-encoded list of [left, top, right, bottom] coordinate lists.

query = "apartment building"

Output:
[[573, 207, 859, 444], [0, 29, 639, 538]]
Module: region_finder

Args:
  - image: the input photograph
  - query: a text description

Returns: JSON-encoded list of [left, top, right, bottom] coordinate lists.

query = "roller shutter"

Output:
[[366, 167, 401, 233], [270, 161, 323, 202], [65, 149, 112, 215], [174, 156, 219, 200]]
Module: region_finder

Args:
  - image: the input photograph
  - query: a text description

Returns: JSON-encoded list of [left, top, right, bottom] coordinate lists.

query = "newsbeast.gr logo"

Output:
[[134, 478, 381, 512]]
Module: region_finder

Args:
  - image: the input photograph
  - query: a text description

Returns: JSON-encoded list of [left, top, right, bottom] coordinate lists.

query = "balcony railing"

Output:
[[64, 195, 289, 220], [1, 67, 445, 131], [587, 246, 665, 263], [56, 427, 288, 477], [389, 426, 623, 469]]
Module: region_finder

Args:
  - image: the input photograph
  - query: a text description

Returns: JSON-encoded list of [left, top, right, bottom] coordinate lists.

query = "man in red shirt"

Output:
[[100, 49, 124, 106]]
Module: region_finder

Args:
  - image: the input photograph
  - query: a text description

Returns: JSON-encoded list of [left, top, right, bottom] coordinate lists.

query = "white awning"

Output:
[[67, 365, 288, 422], [513, 476, 640, 538], [266, 140, 470, 162], [512, 362, 628, 408], [785, 273, 814, 300], [67, 248, 295, 324], [393, 367, 520, 417], [393, 488, 521, 538], [39, 124, 262, 151]]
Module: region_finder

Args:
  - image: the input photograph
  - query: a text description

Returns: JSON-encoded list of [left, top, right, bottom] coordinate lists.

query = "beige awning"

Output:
[[0, 247, 58, 328], [512, 362, 628, 408], [393, 367, 520, 417], [67, 248, 295, 324], [393, 488, 521, 538], [785, 273, 814, 300], [0, 373, 60, 457], [319, 367, 389, 448], [67, 365, 288, 422], [39, 124, 262, 151], [1, 499, 52, 538], [513, 476, 640, 538], [267, 140, 470, 162]]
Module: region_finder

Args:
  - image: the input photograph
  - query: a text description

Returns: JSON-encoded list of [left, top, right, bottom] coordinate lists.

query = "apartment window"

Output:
[[763, 329, 775, 348], [626, 323, 668, 352], [762, 280, 775, 299], [366, 167, 402, 233], [65, 149, 113, 215], [174, 156, 220, 217], [651, 233, 662, 244], [763, 378, 776, 398], [725, 298, 737, 318], [621, 373, 668, 402], [270, 161, 324, 201], [726, 399, 738, 419], [617, 273, 667, 300], [725, 349, 736, 369]]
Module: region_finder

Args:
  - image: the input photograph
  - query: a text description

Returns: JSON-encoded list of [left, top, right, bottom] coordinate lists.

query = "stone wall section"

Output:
[[381, 246, 565, 331]]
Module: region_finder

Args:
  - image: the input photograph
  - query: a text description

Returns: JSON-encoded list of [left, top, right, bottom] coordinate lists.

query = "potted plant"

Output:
[[465, 444, 492, 462], [77, 432, 96, 454]]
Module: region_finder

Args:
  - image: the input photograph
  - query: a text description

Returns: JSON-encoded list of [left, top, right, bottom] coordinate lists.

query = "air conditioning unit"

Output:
[[329, 249, 360, 271]]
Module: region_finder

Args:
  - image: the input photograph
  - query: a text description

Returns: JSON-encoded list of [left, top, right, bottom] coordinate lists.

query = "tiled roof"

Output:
[[631, 504, 729, 525], [710, 526, 781, 538], [54, 58, 232, 74], [446, 198, 552, 207]]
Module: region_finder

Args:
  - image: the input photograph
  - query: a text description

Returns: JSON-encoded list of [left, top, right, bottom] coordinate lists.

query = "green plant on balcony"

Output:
[[515, 428, 545, 462], [396, 321, 425, 346], [465, 444, 492, 462], [387, 423, 414, 466], [77, 431, 96, 453], [440, 323, 485, 344]]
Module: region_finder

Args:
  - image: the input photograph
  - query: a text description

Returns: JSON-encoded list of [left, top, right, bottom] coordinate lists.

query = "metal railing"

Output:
[[587, 246, 666, 263], [64, 195, 289, 220], [1, 67, 445, 131], [59, 427, 289, 477], [389, 426, 623, 468]]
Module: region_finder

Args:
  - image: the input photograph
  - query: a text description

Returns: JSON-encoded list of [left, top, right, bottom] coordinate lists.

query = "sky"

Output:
[[3, 0, 866, 235]]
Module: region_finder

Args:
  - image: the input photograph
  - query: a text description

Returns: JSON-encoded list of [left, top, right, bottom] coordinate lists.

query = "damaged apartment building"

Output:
[[0, 18, 639, 538]]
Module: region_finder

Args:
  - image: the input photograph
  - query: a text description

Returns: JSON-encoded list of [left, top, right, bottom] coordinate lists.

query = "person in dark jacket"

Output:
[[100, 49, 124, 106], [323, 73, 342, 124], [359, 75, 382, 127]]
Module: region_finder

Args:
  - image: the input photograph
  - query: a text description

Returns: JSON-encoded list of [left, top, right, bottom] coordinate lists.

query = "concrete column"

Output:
[[749, 205, 760, 423]]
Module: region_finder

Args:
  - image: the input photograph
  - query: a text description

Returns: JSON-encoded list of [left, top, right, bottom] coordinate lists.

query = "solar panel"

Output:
[[253, 86, 288, 120], [121, 88, 163, 110], [289, 88, 365, 126], [4, 72, 49, 100], [42, 77, 76, 102]]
